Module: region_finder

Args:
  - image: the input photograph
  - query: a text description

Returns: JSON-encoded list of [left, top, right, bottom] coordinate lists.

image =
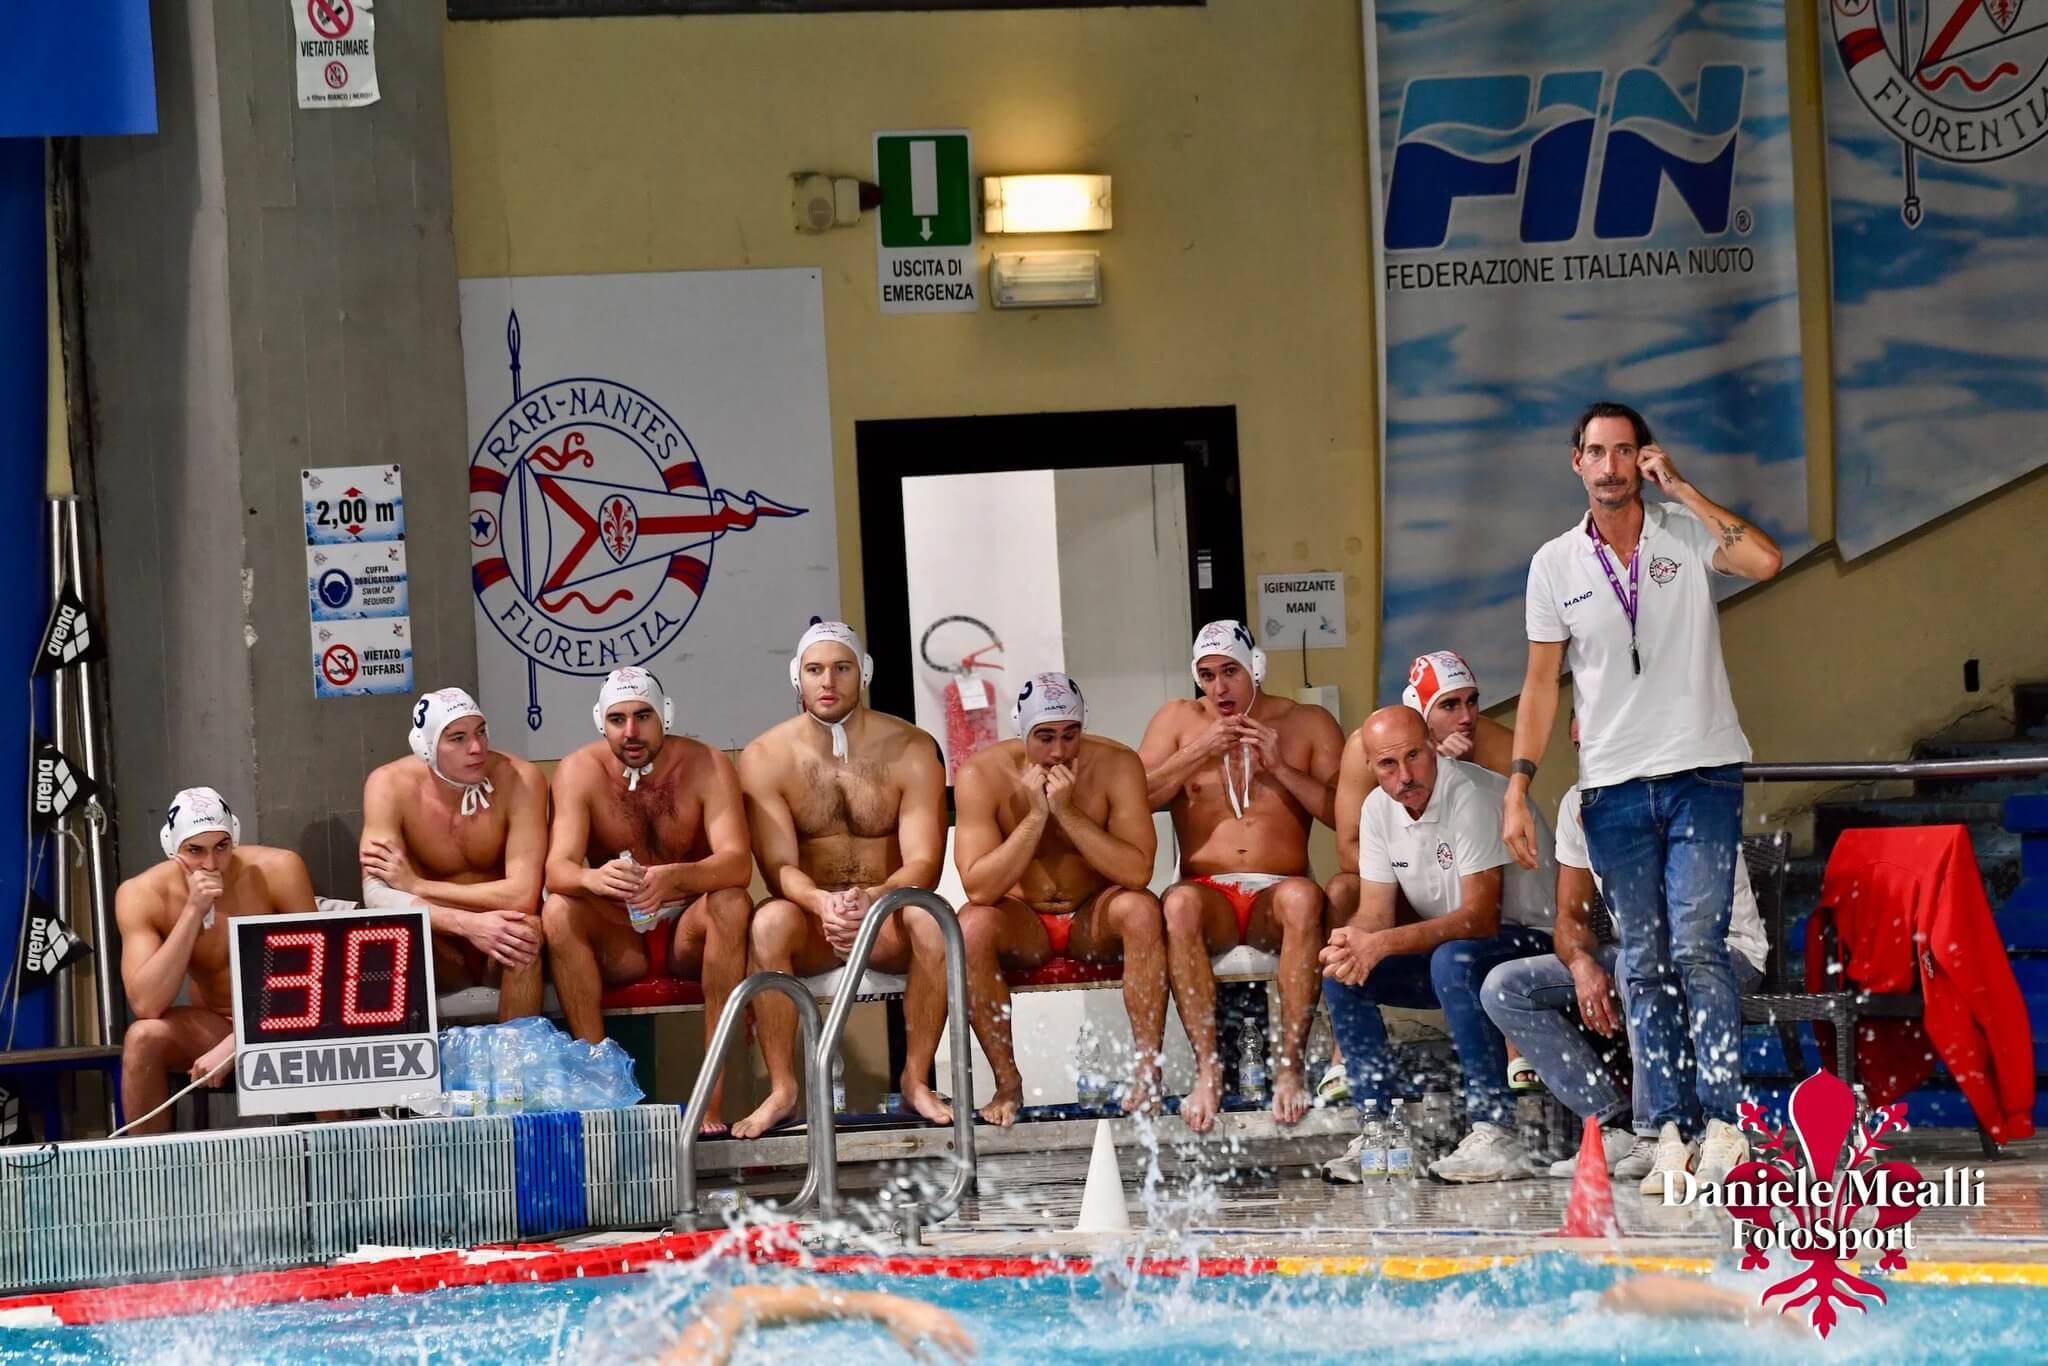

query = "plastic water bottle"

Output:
[[488, 1025, 526, 1115], [1238, 1024, 1271, 1104], [830, 1052, 847, 1113], [439, 1027, 478, 1118], [1357, 1100, 1388, 1180], [1071, 1023, 1108, 1108], [1386, 1099, 1415, 1179]]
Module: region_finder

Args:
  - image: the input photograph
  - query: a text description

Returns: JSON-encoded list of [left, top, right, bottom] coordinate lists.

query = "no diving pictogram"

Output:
[[308, 0, 354, 40], [321, 644, 359, 687]]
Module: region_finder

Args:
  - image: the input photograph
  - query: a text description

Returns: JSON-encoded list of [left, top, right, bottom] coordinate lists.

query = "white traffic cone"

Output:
[[1073, 1118, 1132, 1233]]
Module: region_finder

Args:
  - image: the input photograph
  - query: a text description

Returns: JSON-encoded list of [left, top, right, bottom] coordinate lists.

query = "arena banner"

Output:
[[1821, 0, 2048, 557], [458, 269, 837, 757], [1368, 1, 1809, 701]]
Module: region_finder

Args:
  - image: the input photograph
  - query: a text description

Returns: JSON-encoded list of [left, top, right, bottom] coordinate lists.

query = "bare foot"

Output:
[[901, 1080, 954, 1126], [699, 1118, 730, 1138], [1180, 1069, 1222, 1134], [730, 1086, 801, 1140], [1121, 1065, 1163, 1119], [1271, 1067, 1309, 1127], [976, 1083, 1024, 1127]]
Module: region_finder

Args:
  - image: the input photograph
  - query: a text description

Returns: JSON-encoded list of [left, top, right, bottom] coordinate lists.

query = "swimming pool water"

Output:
[[4, 1254, 2043, 1364]]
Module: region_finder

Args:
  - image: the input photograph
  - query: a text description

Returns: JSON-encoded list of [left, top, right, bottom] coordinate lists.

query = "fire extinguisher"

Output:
[[920, 614, 1004, 784]]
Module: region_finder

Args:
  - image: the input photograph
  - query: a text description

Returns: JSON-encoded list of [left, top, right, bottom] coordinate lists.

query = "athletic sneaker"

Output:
[[1545, 1126, 1639, 1177], [1320, 1131, 1372, 1185], [1315, 1061, 1351, 1108], [1693, 1118, 1751, 1186], [1611, 1135, 1659, 1183], [1638, 1121, 1696, 1197], [1428, 1122, 1533, 1184]]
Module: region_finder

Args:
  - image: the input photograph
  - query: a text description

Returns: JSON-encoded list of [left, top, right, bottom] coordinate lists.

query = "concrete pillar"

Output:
[[80, 1, 474, 896]]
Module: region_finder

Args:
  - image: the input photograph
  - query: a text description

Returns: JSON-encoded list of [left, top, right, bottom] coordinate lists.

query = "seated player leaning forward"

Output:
[[1404, 649, 1514, 775], [954, 672, 1167, 1125], [541, 667, 753, 1132], [1482, 715, 1769, 1183], [359, 688, 548, 1021], [738, 621, 951, 1137], [1138, 620, 1343, 1131], [1319, 706, 1558, 1184], [115, 788, 316, 1135]]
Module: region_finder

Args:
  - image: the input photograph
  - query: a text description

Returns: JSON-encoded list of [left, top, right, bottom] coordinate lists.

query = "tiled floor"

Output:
[[695, 1117, 2048, 1265]]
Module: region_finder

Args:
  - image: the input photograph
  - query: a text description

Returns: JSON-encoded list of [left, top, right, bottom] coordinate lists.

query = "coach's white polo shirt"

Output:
[[1525, 499, 1750, 789], [1556, 784, 1768, 972], [1361, 758, 1556, 929]]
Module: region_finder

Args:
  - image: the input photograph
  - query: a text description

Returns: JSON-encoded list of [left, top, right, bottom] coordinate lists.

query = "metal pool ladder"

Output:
[[674, 888, 980, 1243]]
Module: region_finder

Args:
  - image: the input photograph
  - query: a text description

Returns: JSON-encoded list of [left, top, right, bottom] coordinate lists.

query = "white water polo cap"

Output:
[[1014, 671, 1087, 736], [789, 619, 873, 762], [1402, 650, 1478, 720], [160, 786, 241, 858], [1190, 620, 1267, 690], [409, 688, 494, 816], [594, 667, 673, 789]]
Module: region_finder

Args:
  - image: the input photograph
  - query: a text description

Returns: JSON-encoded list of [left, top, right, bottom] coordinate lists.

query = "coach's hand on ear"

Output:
[[1637, 443, 1684, 494]]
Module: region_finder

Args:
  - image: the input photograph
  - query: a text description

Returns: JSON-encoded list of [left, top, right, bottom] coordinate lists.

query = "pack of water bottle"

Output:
[[1355, 1098, 1418, 1181], [437, 1017, 644, 1117]]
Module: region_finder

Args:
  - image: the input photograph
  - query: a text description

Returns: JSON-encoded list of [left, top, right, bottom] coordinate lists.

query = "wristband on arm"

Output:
[[1510, 758, 1539, 782]]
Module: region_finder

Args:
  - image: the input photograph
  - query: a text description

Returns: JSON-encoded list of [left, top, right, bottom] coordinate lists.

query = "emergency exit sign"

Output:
[[875, 130, 978, 314]]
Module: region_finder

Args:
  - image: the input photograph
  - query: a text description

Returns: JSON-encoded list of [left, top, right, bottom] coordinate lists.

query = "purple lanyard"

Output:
[[1585, 518, 1642, 676]]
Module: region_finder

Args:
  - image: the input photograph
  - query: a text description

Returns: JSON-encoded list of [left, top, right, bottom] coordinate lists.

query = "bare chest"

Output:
[[401, 800, 509, 878], [586, 773, 704, 863], [789, 759, 899, 840]]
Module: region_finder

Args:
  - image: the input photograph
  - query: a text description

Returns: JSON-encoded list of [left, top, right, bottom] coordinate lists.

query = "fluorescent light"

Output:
[[989, 251, 1102, 309], [982, 175, 1112, 234]]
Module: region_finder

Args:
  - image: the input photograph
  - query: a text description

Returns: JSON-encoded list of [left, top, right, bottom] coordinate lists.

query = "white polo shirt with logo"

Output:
[[1525, 499, 1751, 789], [1360, 758, 1556, 929], [1556, 784, 1769, 972]]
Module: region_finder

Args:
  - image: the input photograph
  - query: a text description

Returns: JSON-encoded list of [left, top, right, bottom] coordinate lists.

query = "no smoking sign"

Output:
[[293, 0, 379, 109]]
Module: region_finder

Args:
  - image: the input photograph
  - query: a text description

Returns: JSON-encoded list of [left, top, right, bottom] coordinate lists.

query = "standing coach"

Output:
[[1501, 401, 1781, 1193]]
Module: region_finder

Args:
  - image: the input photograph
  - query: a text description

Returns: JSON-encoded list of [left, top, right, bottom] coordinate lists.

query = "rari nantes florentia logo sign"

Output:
[[1665, 1069, 1986, 1337]]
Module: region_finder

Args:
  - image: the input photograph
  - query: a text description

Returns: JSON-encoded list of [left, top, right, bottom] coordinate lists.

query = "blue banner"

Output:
[[1371, 0, 1809, 701], [0, 1, 156, 137], [1821, 0, 2048, 557]]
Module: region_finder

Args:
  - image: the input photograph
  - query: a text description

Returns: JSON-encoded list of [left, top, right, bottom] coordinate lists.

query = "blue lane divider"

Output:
[[512, 1110, 588, 1238]]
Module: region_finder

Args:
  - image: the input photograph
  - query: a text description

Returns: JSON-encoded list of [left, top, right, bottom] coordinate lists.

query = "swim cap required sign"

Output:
[[875, 131, 978, 314], [307, 542, 410, 621]]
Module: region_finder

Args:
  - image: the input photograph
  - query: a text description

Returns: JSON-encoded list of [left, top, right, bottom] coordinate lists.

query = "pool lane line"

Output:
[[11, 1235, 2048, 1328]]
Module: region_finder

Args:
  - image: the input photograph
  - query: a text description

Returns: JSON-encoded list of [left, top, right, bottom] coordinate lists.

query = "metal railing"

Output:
[[671, 888, 979, 1244], [676, 974, 825, 1226], [814, 888, 977, 1242], [1743, 755, 2048, 783]]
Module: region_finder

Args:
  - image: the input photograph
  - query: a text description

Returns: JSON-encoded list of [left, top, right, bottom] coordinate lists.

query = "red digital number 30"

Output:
[[260, 923, 412, 1031]]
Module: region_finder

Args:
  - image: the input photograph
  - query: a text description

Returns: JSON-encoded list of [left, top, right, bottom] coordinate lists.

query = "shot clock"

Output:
[[228, 906, 440, 1115]]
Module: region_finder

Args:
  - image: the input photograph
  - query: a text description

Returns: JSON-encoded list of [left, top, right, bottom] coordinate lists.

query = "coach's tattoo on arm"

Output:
[[1718, 520, 1747, 548]]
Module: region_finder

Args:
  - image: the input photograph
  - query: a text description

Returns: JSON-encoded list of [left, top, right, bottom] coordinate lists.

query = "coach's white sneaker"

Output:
[[1693, 1119, 1751, 1187], [1638, 1121, 1697, 1197]]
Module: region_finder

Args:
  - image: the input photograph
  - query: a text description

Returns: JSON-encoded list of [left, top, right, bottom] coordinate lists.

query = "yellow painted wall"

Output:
[[443, 1, 1376, 715], [443, 1, 2048, 834]]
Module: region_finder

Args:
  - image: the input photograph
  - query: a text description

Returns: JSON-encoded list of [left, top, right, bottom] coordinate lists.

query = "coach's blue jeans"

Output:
[[1323, 924, 1553, 1127], [1483, 944, 1762, 1134], [1578, 764, 1746, 1137]]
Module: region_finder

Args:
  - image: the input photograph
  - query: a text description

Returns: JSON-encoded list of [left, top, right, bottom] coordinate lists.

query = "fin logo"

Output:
[[1383, 65, 1747, 250]]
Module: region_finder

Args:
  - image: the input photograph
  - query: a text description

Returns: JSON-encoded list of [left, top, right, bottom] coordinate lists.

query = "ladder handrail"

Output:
[[675, 971, 827, 1228], [813, 888, 979, 1233]]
